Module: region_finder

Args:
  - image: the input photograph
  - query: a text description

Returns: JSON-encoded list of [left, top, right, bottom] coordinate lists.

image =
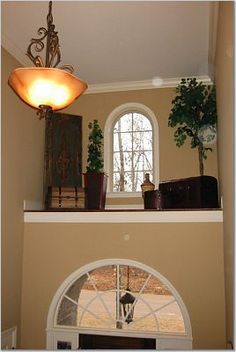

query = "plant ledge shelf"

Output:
[[24, 209, 223, 223]]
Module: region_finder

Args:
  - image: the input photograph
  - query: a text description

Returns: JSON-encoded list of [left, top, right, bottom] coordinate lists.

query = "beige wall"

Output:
[[1, 10, 227, 349], [21, 221, 225, 349], [65, 88, 219, 185], [1, 48, 44, 342], [215, 2, 234, 346]]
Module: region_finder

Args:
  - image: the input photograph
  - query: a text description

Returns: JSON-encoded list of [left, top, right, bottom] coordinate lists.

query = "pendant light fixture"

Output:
[[8, 1, 87, 120], [120, 266, 136, 324]]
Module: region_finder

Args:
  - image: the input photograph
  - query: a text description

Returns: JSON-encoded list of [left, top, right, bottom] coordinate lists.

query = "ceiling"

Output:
[[2, 1, 212, 92]]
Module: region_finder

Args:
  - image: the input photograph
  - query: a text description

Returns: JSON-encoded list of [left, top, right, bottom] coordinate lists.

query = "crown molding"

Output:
[[85, 76, 213, 94]]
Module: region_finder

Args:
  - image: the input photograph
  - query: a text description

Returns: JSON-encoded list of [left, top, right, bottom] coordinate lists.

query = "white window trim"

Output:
[[46, 259, 192, 350], [104, 103, 159, 194]]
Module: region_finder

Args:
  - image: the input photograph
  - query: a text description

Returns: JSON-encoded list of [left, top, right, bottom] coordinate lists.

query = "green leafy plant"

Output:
[[168, 77, 217, 176], [86, 119, 104, 172]]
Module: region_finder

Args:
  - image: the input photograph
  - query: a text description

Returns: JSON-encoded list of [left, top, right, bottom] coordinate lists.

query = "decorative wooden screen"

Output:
[[44, 112, 82, 208]]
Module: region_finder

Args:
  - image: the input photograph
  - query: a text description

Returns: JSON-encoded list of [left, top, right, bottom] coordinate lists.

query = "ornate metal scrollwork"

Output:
[[59, 64, 74, 74], [37, 105, 53, 120], [26, 26, 48, 67], [26, 1, 73, 73]]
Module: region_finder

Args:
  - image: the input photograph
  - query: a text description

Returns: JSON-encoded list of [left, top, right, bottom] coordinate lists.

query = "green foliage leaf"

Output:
[[86, 119, 104, 172], [168, 78, 217, 171]]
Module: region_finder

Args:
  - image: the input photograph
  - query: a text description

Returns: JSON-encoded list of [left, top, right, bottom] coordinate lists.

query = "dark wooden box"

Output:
[[159, 176, 219, 209]]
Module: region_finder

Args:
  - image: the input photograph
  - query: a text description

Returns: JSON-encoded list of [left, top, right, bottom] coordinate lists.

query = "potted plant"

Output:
[[160, 77, 219, 209], [168, 77, 217, 176], [84, 119, 108, 209]]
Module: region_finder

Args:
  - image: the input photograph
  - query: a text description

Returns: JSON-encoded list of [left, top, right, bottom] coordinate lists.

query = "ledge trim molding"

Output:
[[24, 210, 223, 223]]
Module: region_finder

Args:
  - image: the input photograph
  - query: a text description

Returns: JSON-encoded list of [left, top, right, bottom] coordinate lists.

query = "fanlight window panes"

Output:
[[56, 265, 185, 334], [113, 113, 153, 192]]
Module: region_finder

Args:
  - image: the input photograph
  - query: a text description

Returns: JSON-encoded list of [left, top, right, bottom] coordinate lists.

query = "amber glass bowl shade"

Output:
[[8, 67, 88, 111]]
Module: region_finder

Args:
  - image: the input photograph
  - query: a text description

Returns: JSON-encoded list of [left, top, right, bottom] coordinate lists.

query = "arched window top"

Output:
[[113, 112, 152, 133], [49, 259, 192, 338], [104, 103, 159, 194]]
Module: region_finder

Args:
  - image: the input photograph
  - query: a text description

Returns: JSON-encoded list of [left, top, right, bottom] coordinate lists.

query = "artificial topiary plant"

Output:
[[84, 119, 107, 209], [168, 77, 217, 176], [86, 119, 104, 173]]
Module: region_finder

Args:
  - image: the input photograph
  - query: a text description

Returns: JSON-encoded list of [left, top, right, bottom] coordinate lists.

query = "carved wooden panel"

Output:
[[44, 112, 82, 208]]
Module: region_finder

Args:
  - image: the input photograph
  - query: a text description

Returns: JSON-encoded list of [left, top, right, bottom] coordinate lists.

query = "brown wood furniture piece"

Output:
[[44, 112, 82, 209], [159, 175, 219, 209]]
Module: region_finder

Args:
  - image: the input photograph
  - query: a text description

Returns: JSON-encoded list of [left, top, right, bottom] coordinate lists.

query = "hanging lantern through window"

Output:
[[119, 266, 136, 324]]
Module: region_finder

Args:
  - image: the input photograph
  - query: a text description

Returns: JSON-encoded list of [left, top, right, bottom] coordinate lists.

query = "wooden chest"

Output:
[[159, 176, 219, 209], [46, 187, 85, 209]]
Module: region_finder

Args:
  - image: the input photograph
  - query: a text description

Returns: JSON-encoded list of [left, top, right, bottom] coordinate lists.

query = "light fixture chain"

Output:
[[46, 1, 61, 68], [127, 266, 130, 290], [26, 1, 62, 69]]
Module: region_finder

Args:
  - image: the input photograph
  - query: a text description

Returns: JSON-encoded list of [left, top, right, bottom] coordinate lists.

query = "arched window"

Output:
[[104, 103, 159, 195], [47, 260, 192, 350], [113, 112, 153, 192], [56, 264, 185, 333]]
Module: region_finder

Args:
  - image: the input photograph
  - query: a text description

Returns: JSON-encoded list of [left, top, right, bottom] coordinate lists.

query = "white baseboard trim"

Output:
[[1, 326, 17, 349]]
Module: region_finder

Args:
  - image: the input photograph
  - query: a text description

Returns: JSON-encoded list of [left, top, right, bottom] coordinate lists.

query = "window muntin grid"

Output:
[[113, 112, 153, 192], [56, 265, 185, 334]]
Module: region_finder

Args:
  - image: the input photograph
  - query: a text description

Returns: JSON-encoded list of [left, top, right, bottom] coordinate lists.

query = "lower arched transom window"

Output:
[[47, 259, 192, 349]]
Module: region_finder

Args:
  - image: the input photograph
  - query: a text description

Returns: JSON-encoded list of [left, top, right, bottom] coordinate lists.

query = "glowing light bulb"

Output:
[[28, 79, 70, 108]]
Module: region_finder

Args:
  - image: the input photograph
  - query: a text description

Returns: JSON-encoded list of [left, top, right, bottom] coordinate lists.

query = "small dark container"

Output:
[[144, 190, 162, 210]]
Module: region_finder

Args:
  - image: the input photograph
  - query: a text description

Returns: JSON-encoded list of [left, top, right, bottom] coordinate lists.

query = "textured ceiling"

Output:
[[2, 1, 211, 87]]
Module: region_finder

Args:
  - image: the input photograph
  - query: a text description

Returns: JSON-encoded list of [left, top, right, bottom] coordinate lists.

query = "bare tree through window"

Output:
[[113, 112, 153, 192]]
